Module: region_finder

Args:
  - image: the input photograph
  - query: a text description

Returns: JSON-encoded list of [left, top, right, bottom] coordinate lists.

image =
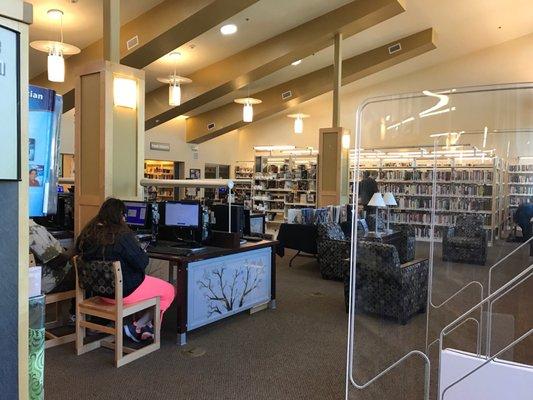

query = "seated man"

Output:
[[513, 203, 533, 242], [29, 219, 76, 294]]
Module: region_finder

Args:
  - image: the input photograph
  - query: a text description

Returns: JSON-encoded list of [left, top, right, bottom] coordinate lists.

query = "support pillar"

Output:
[[332, 32, 342, 127], [103, 0, 120, 63], [74, 61, 145, 235]]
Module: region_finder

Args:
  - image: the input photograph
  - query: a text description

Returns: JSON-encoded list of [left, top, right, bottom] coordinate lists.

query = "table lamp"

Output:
[[383, 192, 397, 233], [368, 192, 386, 234]]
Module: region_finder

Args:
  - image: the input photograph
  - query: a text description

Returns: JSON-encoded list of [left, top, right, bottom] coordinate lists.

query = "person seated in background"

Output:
[[76, 198, 175, 342], [359, 170, 379, 212], [514, 202, 533, 242]]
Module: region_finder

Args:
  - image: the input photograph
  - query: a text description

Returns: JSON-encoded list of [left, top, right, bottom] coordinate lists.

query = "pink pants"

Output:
[[104, 276, 175, 319]]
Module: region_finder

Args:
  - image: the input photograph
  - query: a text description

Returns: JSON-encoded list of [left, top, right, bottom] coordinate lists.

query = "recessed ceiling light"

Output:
[[220, 24, 238, 35], [291, 60, 302, 66], [47, 9, 64, 20]]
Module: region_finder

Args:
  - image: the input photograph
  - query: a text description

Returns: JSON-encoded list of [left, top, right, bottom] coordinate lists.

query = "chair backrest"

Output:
[[73, 257, 122, 300], [357, 219, 369, 234], [455, 214, 485, 237], [317, 222, 345, 241], [357, 241, 400, 277]]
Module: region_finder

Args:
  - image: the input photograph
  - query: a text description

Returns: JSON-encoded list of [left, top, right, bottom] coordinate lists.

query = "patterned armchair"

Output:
[[396, 225, 416, 263], [366, 214, 385, 232], [344, 241, 428, 324], [442, 214, 487, 265], [317, 222, 350, 280]]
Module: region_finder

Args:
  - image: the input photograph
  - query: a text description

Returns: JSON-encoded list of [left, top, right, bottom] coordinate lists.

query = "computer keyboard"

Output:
[[146, 245, 193, 256]]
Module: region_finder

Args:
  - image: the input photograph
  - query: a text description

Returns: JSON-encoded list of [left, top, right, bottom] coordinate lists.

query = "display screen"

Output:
[[164, 202, 200, 228], [249, 215, 264, 234], [124, 201, 147, 227]]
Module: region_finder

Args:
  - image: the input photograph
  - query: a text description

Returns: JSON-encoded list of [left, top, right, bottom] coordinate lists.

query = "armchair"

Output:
[[442, 214, 487, 265], [317, 222, 350, 280], [344, 241, 428, 324], [396, 225, 416, 263]]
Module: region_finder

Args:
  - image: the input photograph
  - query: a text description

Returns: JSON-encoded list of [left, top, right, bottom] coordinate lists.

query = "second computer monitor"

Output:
[[164, 201, 201, 228], [124, 201, 149, 228]]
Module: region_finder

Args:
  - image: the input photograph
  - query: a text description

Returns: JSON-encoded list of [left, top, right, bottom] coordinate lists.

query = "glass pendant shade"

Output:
[[243, 103, 254, 122], [47, 47, 65, 82], [294, 116, 303, 134], [169, 82, 181, 106]]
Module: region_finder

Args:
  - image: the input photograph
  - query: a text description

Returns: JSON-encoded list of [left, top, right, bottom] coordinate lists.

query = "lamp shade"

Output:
[[383, 192, 397, 206], [368, 192, 386, 208], [169, 83, 181, 106]]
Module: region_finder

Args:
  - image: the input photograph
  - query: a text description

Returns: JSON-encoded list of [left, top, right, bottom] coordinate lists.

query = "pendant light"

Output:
[[287, 113, 309, 134], [30, 9, 80, 83], [234, 98, 262, 123], [157, 52, 192, 107]]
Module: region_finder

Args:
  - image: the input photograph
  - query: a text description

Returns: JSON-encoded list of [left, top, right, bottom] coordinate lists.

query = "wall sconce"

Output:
[[342, 134, 351, 149], [113, 77, 137, 109]]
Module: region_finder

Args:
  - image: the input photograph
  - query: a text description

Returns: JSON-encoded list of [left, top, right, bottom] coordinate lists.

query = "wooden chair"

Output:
[[73, 257, 160, 367], [45, 290, 77, 349]]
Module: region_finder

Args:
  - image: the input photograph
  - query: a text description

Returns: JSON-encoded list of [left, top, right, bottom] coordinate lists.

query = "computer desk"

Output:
[[147, 239, 278, 346]]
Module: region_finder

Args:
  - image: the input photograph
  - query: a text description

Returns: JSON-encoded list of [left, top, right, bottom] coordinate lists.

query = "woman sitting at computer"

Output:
[[77, 198, 175, 342]]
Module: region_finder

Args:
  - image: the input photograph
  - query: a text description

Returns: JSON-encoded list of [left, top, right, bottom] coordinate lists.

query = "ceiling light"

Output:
[[254, 145, 295, 151], [220, 24, 237, 35], [287, 113, 309, 134], [30, 9, 80, 83], [234, 97, 261, 123], [291, 60, 302, 66], [157, 51, 191, 107]]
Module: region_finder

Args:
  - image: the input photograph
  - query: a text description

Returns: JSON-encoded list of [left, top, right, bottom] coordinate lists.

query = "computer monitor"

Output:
[[124, 201, 149, 228], [249, 214, 265, 235], [163, 201, 201, 228]]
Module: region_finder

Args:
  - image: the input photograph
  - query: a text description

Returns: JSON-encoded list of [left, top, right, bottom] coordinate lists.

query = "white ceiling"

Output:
[[27, 0, 165, 78]]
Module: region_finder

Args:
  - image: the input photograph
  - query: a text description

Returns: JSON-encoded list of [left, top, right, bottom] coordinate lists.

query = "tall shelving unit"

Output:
[[233, 161, 254, 204], [351, 149, 504, 244], [507, 162, 533, 226], [144, 160, 176, 201], [252, 153, 318, 226]]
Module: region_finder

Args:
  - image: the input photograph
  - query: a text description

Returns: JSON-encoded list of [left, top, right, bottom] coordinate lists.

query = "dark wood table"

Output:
[[148, 240, 278, 345]]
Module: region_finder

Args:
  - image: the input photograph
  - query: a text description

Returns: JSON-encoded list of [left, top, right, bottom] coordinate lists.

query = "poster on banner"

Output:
[[0, 24, 20, 180]]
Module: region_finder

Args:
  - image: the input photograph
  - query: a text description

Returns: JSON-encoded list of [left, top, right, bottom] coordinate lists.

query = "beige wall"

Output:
[[59, 31, 533, 173]]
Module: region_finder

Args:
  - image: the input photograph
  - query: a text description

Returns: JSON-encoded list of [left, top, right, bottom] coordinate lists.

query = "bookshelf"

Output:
[[350, 150, 504, 244], [507, 163, 533, 225], [233, 162, 254, 204], [252, 153, 318, 225], [144, 160, 176, 200]]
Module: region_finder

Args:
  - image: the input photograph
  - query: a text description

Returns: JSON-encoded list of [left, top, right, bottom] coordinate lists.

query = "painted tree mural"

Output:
[[197, 259, 265, 317]]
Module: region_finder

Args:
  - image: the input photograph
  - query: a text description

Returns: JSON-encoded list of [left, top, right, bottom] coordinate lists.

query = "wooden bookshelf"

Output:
[[233, 162, 253, 204], [144, 160, 176, 200]]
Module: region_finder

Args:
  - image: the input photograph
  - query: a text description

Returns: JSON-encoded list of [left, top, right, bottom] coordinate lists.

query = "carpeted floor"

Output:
[[44, 240, 532, 400]]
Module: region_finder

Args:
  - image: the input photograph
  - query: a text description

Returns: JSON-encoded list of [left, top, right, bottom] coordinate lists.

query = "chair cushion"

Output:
[[447, 236, 482, 248], [317, 222, 345, 241]]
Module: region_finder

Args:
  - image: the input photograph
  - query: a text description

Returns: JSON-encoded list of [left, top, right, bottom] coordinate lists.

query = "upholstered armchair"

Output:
[[366, 213, 385, 232], [442, 214, 487, 265], [317, 222, 350, 280], [344, 241, 428, 324], [396, 225, 416, 263]]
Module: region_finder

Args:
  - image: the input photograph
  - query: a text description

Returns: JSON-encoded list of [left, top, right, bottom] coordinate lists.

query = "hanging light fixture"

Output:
[[234, 97, 262, 123], [157, 52, 192, 107], [30, 9, 80, 83], [287, 113, 309, 134]]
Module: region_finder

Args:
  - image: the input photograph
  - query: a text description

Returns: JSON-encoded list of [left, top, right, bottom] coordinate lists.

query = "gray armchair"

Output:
[[344, 241, 428, 324], [442, 214, 487, 265], [397, 225, 416, 263], [317, 222, 350, 280]]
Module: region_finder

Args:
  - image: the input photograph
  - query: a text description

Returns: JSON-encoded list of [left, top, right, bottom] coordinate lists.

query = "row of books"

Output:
[[379, 183, 492, 196], [509, 164, 533, 172], [395, 197, 492, 211], [377, 169, 493, 181], [509, 187, 533, 195], [509, 198, 532, 207], [509, 176, 533, 183], [389, 212, 491, 226]]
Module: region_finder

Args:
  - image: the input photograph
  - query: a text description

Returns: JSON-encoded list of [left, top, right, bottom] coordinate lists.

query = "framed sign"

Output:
[[0, 24, 20, 181]]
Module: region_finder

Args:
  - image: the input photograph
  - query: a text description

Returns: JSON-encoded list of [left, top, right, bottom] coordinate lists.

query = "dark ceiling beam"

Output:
[[29, 0, 259, 112], [145, 0, 406, 129], [185, 29, 436, 144]]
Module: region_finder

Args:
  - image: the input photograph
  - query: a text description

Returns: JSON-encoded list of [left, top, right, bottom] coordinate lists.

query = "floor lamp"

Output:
[[383, 192, 397, 233], [368, 193, 386, 234]]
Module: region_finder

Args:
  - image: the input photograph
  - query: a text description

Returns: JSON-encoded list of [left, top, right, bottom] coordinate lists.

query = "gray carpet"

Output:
[[44, 240, 532, 400]]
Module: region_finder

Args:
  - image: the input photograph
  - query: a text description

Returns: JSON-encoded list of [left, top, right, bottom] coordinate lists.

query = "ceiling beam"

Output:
[[185, 29, 436, 144], [30, 0, 259, 112], [145, 0, 406, 129]]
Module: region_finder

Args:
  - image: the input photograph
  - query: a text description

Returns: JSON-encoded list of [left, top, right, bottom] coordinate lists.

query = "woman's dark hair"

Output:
[[77, 198, 131, 252]]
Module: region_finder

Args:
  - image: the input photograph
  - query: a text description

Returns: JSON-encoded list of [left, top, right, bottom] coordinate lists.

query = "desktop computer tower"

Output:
[[212, 204, 245, 236]]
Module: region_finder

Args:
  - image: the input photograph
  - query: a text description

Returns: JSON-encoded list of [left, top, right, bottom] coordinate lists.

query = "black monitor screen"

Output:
[[124, 201, 148, 227], [164, 202, 200, 228]]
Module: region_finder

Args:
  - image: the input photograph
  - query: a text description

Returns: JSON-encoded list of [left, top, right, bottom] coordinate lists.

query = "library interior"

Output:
[[1, 1, 532, 399]]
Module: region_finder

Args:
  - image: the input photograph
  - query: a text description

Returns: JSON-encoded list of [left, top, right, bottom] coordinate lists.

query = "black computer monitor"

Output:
[[163, 201, 201, 229], [124, 201, 150, 228], [212, 204, 245, 235]]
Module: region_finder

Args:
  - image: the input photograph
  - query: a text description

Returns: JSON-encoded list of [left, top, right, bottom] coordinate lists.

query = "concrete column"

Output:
[[103, 0, 120, 63], [332, 32, 343, 128]]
